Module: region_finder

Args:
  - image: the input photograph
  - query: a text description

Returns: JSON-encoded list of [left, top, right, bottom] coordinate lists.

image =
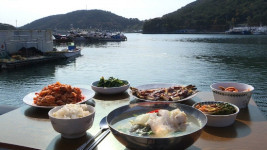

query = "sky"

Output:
[[0, 0, 195, 27]]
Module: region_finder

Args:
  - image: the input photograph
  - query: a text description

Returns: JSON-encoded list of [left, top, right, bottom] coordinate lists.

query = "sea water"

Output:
[[112, 114, 201, 138], [0, 33, 266, 118]]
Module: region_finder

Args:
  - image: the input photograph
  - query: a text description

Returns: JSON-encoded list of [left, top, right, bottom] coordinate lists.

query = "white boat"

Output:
[[45, 48, 81, 58], [251, 26, 267, 35], [226, 26, 267, 35], [225, 27, 252, 35], [45, 42, 82, 58]]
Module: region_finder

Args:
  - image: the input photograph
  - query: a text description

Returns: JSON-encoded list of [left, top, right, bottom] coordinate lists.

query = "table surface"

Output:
[[0, 91, 267, 150]]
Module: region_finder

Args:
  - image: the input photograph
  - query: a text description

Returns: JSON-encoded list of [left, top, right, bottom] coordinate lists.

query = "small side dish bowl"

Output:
[[48, 104, 95, 139], [91, 80, 130, 95], [193, 101, 239, 127], [210, 82, 254, 108]]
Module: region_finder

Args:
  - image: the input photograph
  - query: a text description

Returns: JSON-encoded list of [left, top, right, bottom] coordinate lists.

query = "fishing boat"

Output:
[[45, 48, 81, 58], [65, 28, 128, 42], [225, 27, 252, 35], [251, 26, 267, 35], [86, 32, 127, 42], [45, 43, 81, 58], [98, 33, 127, 41], [53, 34, 73, 43]]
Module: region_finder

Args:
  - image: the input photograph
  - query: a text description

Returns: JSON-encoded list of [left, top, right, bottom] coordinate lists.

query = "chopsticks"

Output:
[[77, 129, 110, 150], [86, 129, 110, 150], [77, 130, 103, 150]]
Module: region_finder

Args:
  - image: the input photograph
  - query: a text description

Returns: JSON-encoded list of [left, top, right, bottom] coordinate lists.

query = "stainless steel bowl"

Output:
[[107, 102, 207, 150]]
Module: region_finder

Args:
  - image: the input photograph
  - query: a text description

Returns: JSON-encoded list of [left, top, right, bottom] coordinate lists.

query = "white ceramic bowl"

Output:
[[193, 101, 239, 127], [91, 80, 130, 94], [48, 104, 95, 139], [210, 82, 254, 108]]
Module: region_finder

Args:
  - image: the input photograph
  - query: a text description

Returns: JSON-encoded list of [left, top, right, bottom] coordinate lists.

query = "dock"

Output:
[[0, 56, 59, 69]]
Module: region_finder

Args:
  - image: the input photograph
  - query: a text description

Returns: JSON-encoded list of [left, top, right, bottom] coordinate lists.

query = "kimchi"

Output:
[[33, 82, 84, 106]]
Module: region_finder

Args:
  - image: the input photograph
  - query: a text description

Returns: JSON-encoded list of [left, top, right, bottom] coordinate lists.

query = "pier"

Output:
[[0, 56, 59, 69]]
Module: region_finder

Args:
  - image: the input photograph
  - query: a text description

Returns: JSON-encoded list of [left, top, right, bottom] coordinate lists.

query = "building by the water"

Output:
[[0, 30, 60, 69], [0, 30, 53, 55]]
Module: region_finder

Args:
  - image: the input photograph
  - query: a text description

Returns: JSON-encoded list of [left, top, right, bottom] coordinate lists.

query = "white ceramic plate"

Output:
[[91, 80, 130, 95], [23, 88, 95, 108], [130, 83, 198, 102]]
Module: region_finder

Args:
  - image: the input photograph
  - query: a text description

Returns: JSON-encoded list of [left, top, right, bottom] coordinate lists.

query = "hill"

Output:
[[0, 23, 16, 30], [143, 0, 267, 33], [20, 9, 143, 32]]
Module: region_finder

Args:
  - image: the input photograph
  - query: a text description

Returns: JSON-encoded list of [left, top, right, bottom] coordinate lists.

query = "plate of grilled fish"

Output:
[[130, 83, 198, 102]]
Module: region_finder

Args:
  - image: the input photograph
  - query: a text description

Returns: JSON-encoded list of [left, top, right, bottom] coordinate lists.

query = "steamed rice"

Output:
[[52, 104, 91, 119]]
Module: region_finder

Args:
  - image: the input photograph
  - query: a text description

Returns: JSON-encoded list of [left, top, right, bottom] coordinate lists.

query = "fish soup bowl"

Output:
[[210, 82, 254, 108], [193, 101, 239, 127], [48, 104, 95, 139], [107, 102, 207, 150], [91, 80, 130, 95]]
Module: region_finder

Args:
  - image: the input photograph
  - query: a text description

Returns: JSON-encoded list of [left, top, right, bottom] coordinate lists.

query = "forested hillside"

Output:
[[143, 0, 267, 33], [21, 9, 143, 32], [0, 23, 16, 30]]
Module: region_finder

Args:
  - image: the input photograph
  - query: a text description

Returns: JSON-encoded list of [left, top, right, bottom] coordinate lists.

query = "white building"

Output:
[[0, 30, 53, 54]]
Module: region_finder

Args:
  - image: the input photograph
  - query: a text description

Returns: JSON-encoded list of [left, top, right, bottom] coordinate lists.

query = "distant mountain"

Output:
[[143, 0, 267, 33], [0, 23, 16, 30], [20, 9, 143, 32]]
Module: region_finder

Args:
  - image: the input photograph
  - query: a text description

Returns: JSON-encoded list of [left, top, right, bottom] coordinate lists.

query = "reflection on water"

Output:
[[178, 36, 267, 45], [0, 34, 267, 118], [0, 58, 78, 106]]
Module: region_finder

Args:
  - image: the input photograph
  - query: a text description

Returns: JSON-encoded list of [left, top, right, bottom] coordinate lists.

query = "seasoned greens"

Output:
[[195, 103, 236, 115], [97, 77, 127, 87]]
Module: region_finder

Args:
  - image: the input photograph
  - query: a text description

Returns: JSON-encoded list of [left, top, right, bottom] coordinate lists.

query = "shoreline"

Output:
[[141, 32, 225, 34]]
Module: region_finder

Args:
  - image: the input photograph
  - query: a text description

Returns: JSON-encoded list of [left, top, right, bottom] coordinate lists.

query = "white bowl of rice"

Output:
[[48, 104, 95, 139]]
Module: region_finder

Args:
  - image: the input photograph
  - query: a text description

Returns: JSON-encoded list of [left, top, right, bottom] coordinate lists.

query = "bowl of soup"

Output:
[[107, 102, 207, 150]]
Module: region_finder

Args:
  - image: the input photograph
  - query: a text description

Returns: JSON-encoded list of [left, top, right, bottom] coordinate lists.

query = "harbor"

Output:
[[53, 28, 127, 43]]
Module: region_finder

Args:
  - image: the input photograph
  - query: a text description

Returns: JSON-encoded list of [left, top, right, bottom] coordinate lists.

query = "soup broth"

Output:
[[111, 114, 202, 138]]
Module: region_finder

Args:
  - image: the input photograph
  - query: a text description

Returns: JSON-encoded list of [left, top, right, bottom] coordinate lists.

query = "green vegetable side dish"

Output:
[[212, 103, 236, 115], [195, 103, 236, 115], [97, 77, 128, 87]]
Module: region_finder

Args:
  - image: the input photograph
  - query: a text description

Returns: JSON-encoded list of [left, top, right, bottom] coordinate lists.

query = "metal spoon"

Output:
[[77, 116, 109, 150]]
